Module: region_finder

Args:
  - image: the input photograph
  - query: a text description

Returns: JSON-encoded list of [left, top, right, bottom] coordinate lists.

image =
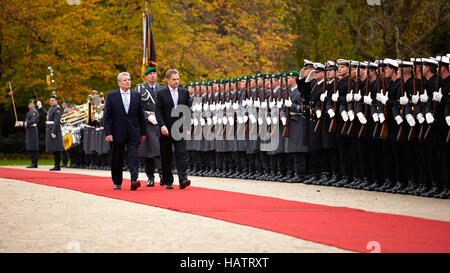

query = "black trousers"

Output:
[[53, 152, 61, 166], [160, 137, 188, 185], [144, 156, 161, 180], [111, 141, 140, 185], [30, 151, 39, 165]]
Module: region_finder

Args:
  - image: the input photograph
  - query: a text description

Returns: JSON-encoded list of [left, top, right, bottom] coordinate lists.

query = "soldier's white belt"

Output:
[[46, 121, 54, 125], [145, 111, 155, 115], [29, 124, 37, 127], [290, 112, 301, 116], [95, 127, 104, 131]]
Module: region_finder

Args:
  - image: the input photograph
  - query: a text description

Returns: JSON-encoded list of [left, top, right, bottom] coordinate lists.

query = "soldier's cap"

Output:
[[144, 66, 157, 75], [313, 63, 325, 72], [271, 73, 281, 79], [410, 58, 422, 63], [303, 59, 314, 67], [63, 99, 70, 103], [27, 99, 35, 104], [434, 56, 449, 64], [446, 53, 450, 58], [326, 61, 337, 70], [399, 60, 414, 68], [422, 58, 438, 67], [383, 58, 398, 69], [49, 95, 58, 99], [367, 62, 378, 69], [257, 73, 266, 78], [336, 59, 350, 66], [251, 74, 257, 79], [359, 62, 367, 69], [349, 60, 360, 67], [286, 71, 300, 76]]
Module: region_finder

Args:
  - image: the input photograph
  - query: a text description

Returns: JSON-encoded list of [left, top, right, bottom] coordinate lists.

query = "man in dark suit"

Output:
[[155, 69, 192, 189], [103, 72, 146, 190]]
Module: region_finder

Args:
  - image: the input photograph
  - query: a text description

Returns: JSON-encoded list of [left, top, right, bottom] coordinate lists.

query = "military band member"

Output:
[[137, 66, 164, 187], [37, 95, 64, 171]]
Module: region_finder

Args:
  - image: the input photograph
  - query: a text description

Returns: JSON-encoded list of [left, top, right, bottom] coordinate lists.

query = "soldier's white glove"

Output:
[[269, 100, 276, 109], [225, 102, 231, 110], [406, 114, 416, 127], [237, 116, 244, 124], [210, 103, 216, 111], [425, 113, 434, 124], [242, 100, 247, 107], [417, 113, 425, 124], [258, 117, 263, 125], [433, 88, 443, 102], [341, 110, 349, 122], [394, 115, 403, 125], [376, 91, 383, 102], [380, 92, 389, 105], [305, 70, 315, 83], [221, 103, 227, 110], [379, 113, 385, 123], [15, 121, 24, 127], [348, 110, 355, 121], [354, 91, 362, 102], [372, 113, 379, 122], [254, 99, 260, 108], [346, 90, 353, 102], [249, 115, 257, 124], [232, 102, 239, 110], [229, 117, 234, 126], [399, 94, 409, 105], [411, 93, 419, 104], [200, 118, 205, 126], [320, 93, 327, 102], [281, 117, 287, 126], [285, 98, 292, 107], [266, 117, 271, 125], [276, 100, 283, 109], [148, 114, 158, 125], [51, 133, 56, 139], [332, 92, 339, 102], [218, 117, 222, 125], [222, 117, 228, 125], [193, 119, 199, 126], [208, 117, 213, 125], [261, 101, 267, 109], [272, 117, 278, 125], [203, 103, 209, 111], [328, 109, 335, 118], [446, 116, 450, 127], [316, 110, 322, 119], [243, 115, 248, 123], [364, 95, 372, 105], [420, 91, 428, 103], [36, 101, 42, 109], [247, 99, 253, 107], [357, 112, 367, 124]]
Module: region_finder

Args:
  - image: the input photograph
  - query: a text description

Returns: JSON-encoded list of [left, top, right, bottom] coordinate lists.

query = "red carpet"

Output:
[[1, 167, 450, 253]]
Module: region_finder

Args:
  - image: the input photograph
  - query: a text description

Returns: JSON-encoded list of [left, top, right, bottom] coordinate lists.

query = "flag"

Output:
[[142, 8, 157, 77]]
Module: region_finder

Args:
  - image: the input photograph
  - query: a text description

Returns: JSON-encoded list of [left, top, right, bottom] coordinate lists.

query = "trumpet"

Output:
[[60, 103, 88, 125]]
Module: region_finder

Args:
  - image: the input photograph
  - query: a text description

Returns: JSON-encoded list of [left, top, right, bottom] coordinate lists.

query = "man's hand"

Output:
[[140, 135, 146, 142], [51, 133, 56, 139], [105, 135, 113, 142], [161, 126, 169, 136]]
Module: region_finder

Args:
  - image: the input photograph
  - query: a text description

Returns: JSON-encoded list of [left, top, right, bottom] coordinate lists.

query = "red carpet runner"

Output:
[[1, 167, 449, 253]]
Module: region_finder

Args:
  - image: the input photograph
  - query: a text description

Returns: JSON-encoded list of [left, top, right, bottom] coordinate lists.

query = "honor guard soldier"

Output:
[[137, 66, 164, 186], [37, 95, 64, 171], [15, 99, 40, 168]]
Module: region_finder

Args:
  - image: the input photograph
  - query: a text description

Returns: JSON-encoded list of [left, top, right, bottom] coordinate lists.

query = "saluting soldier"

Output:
[[137, 66, 164, 187], [37, 95, 64, 171]]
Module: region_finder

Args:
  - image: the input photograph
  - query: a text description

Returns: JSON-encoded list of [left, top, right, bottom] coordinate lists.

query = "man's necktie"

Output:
[[123, 92, 129, 114], [172, 89, 178, 106]]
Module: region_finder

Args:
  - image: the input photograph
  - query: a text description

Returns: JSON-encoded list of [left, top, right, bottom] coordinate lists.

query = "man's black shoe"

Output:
[[147, 179, 154, 187], [180, 180, 191, 189], [114, 185, 121, 190]]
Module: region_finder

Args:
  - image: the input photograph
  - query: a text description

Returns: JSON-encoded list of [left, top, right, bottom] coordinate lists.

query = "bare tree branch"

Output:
[[346, 18, 376, 60]]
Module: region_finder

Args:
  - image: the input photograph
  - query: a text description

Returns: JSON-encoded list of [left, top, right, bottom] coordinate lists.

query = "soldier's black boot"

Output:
[[421, 184, 441, 198], [279, 170, 294, 182], [50, 164, 60, 171], [354, 177, 372, 189], [345, 177, 362, 189], [387, 181, 407, 193], [304, 173, 321, 185], [364, 179, 382, 191], [333, 176, 353, 187], [374, 178, 394, 192], [324, 175, 341, 186], [313, 172, 330, 185]]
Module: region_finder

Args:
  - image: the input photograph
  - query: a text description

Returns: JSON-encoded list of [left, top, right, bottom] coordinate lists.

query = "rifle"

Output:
[[424, 61, 440, 140], [223, 80, 230, 136], [282, 73, 290, 137], [379, 61, 389, 139], [372, 63, 382, 138], [358, 63, 371, 138], [346, 62, 360, 136], [329, 60, 338, 133], [340, 63, 352, 135], [396, 60, 406, 141], [314, 62, 328, 132], [245, 76, 250, 134], [418, 62, 427, 140], [407, 60, 418, 141], [268, 74, 274, 134], [259, 76, 267, 137]]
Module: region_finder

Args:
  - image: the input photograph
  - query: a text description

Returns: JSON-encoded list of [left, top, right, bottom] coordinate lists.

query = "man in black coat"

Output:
[[155, 69, 192, 189], [103, 72, 146, 190]]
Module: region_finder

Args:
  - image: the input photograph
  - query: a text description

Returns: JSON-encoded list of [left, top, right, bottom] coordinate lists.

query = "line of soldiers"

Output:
[[183, 55, 449, 199], [16, 55, 449, 199]]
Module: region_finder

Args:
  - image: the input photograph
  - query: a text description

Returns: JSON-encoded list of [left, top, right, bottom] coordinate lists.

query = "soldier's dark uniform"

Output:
[[39, 95, 64, 171], [25, 101, 39, 168]]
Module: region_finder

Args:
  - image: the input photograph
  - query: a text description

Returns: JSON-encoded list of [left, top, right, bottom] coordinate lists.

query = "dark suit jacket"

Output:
[[103, 89, 146, 144], [155, 86, 191, 139]]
